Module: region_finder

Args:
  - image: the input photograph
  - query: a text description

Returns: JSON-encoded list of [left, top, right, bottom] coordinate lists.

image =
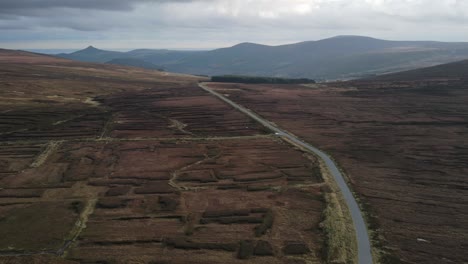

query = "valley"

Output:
[[1, 47, 467, 264], [2, 1, 467, 264]]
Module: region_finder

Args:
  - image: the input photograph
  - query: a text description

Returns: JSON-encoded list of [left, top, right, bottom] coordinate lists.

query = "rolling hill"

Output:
[[106, 58, 164, 70], [57, 36, 468, 80], [372, 58, 468, 81]]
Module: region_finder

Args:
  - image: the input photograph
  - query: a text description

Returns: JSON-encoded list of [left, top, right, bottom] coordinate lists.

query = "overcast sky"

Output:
[[1, 0, 468, 50]]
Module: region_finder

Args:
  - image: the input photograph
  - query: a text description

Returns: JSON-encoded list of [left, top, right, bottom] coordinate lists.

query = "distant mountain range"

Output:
[[57, 36, 468, 80]]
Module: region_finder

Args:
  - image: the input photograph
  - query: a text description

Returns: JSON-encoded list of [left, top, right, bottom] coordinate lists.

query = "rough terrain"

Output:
[[0, 50, 340, 264]]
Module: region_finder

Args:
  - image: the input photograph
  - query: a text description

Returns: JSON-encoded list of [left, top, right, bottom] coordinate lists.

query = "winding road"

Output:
[[199, 82, 373, 264]]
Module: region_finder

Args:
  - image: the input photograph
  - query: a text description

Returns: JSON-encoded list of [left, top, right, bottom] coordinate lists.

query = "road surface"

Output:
[[199, 82, 373, 264]]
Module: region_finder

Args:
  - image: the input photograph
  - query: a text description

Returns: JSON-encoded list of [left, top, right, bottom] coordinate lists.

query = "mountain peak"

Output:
[[84, 45, 98, 51], [230, 42, 269, 49], [232, 42, 256, 47], [325, 35, 380, 41], [64, 45, 122, 61]]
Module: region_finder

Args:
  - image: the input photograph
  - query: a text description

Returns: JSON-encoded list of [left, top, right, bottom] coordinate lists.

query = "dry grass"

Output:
[[282, 137, 358, 264], [30, 141, 62, 168]]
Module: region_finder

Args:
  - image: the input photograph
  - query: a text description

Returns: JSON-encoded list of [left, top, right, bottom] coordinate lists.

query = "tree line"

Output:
[[211, 75, 316, 84]]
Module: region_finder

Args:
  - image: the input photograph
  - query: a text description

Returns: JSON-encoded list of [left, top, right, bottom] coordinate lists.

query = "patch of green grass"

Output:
[[0, 202, 79, 252], [238, 240, 255, 259], [68, 200, 83, 214], [254, 209, 274, 237]]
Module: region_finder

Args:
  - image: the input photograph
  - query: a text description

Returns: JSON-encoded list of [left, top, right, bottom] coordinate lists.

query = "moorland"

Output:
[[207, 61, 468, 263], [0, 49, 352, 264]]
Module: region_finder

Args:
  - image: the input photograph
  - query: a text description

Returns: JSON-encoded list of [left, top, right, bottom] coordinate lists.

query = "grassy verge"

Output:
[[284, 133, 385, 263], [322, 153, 396, 264], [277, 135, 359, 263], [318, 159, 358, 264]]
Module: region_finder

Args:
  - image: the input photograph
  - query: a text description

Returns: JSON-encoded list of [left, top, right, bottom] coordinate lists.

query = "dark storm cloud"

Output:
[[0, 0, 211, 31], [0, 0, 201, 14]]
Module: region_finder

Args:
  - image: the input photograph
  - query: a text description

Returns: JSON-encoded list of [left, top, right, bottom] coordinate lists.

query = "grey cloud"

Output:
[[0, 0, 136, 13], [0, 0, 206, 14], [0, 24, 31, 30], [1, 0, 468, 50]]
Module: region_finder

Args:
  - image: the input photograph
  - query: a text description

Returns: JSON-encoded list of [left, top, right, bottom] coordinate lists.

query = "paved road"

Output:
[[199, 82, 374, 264]]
